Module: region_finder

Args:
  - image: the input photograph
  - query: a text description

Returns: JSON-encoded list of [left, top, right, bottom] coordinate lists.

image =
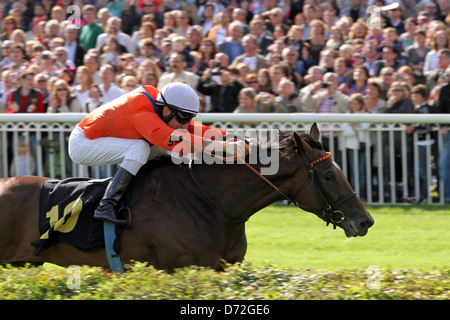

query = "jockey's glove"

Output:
[[206, 140, 249, 159]]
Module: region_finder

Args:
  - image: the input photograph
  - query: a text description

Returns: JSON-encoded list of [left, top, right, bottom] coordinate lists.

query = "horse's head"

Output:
[[286, 124, 374, 237]]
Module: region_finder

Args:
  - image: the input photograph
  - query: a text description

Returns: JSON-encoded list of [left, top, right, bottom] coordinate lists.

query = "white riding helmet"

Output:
[[156, 82, 199, 115]]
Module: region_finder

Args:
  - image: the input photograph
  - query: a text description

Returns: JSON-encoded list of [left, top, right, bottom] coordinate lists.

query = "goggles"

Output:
[[156, 92, 197, 124], [169, 107, 196, 124]]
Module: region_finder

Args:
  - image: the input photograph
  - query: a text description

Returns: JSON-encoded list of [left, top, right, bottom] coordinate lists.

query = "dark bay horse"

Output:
[[0, 125, 374, 271]]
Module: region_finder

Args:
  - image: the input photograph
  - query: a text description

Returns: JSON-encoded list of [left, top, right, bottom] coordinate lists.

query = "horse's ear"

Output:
[[310, 123, 320, 141], [293, 132, 307, 154]]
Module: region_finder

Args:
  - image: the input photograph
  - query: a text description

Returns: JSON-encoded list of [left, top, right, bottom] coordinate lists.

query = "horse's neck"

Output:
[[197, 162, 288, 221], [140, 157, 293, 222]]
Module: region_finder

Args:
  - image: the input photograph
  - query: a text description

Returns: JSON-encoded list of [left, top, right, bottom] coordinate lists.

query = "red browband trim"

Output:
[[310, 152, 332, 168]]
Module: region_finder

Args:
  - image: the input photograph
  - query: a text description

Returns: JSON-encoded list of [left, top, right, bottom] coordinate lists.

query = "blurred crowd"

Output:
[[0, 0, 450, 202]]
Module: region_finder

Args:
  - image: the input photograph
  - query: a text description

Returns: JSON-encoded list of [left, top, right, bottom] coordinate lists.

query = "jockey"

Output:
[[68, 82, 248, 226]]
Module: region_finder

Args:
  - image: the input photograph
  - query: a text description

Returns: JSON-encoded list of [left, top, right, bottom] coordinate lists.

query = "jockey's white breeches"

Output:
[[68, 126, 151, 175]]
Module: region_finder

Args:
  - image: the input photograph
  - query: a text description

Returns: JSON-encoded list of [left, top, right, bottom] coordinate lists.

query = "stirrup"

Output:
[[94, 206, 132, 228], [117, 206, 132, 229]]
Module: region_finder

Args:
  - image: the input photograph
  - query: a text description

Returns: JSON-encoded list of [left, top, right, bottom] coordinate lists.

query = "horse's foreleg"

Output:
[[221, 229, 248, 266]]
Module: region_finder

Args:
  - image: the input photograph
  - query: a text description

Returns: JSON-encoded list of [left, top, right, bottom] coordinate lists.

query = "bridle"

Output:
[[292, 151, 356, 229], [188, 145, 356, 228]]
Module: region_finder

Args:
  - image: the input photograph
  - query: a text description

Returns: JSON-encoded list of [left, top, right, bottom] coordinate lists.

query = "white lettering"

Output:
[[366, 5, 381, 30], [169, 123, 281, 175], [67, 5, 81, 29], [67, 265, 81, 290], [366, 265, 381, 290], [180, 304, 214, 317]]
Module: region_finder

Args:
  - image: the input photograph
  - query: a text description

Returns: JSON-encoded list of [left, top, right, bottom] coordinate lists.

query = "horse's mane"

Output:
[[277, 130, 323, 158]]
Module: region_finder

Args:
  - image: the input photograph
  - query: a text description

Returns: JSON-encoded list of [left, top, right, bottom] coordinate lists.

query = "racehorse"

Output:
[[0, 124, 373, 271]]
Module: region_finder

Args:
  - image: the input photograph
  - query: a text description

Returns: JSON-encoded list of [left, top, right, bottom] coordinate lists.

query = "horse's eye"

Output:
[[325, 174, 335, 182]]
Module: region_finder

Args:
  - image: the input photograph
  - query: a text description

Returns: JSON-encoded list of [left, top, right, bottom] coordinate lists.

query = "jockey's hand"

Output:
[[205, 140, 249, 159], [245, 137, 259, 149], [225, 137, 258, 158], [224, 140, 249, 159]]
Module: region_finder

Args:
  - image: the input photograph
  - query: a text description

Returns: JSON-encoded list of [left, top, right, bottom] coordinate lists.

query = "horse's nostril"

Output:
[[360, 218, 374, 229]]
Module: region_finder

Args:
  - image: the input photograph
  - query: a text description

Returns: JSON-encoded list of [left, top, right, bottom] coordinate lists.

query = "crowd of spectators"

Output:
[[0, 0, 449, 203]]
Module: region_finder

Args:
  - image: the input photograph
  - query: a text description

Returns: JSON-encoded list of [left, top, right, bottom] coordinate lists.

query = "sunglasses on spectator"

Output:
[[57, 88, 68, 91]]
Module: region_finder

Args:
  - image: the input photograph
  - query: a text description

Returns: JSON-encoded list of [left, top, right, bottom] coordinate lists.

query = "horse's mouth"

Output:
[[343, 219, 371, 237], [343, 223, 359, 237]]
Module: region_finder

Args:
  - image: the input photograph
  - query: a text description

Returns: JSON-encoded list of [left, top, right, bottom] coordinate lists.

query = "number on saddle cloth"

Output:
[[31, 177, 126, 256]]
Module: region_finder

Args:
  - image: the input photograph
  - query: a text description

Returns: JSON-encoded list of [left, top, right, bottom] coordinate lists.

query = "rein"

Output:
[[242, 150, 355, 229], [188, 147, 355, 228]]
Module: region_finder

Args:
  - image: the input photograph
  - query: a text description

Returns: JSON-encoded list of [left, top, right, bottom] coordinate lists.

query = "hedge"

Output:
[[0, 262, 448, 300]]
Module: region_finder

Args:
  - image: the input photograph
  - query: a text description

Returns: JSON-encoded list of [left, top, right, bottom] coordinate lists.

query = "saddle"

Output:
[[31, 174, 144, 257]]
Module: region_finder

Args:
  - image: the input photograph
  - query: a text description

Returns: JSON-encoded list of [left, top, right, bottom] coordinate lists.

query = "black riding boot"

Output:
[[94, 167, 133, 227]]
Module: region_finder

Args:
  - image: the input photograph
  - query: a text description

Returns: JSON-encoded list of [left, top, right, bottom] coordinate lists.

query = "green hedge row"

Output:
[[0, 263, 448, 300]]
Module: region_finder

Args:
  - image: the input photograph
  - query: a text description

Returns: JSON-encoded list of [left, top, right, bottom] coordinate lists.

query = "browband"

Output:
[[310, 152, 332, 168]]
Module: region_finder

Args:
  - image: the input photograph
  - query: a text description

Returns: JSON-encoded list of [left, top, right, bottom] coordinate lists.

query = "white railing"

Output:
[[1, 113, 449, 205]]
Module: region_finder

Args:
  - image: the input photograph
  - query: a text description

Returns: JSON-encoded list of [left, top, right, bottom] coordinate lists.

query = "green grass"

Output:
[[245, 204, 450, 270]]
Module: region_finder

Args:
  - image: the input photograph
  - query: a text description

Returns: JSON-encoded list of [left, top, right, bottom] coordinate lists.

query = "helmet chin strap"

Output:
[[156, 91, 175, 124], [158, 107, 175, 124]]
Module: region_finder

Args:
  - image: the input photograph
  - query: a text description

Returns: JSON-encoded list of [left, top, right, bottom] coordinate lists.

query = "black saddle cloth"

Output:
[[30, 162, 149, 256], [31, 178, 126, 256]]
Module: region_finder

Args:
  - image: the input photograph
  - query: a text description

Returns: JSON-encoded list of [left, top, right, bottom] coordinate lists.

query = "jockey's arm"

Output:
[[132, 114, 250, 158]]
